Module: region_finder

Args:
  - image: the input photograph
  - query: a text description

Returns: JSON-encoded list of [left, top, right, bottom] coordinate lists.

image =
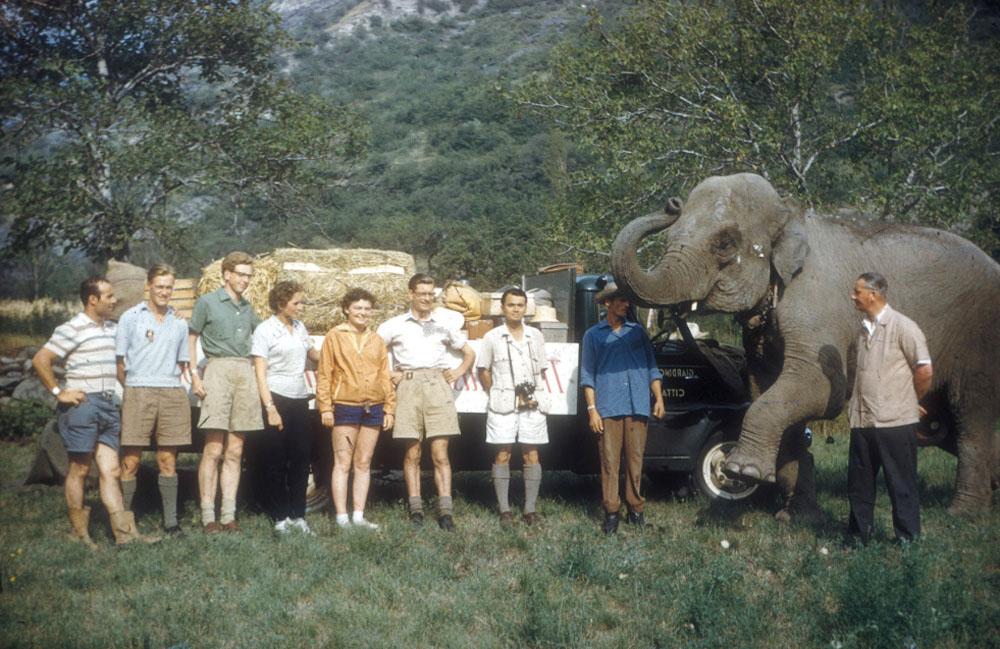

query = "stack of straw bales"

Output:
[[272, 248, 415, 333], [197, 249, 415, 333]]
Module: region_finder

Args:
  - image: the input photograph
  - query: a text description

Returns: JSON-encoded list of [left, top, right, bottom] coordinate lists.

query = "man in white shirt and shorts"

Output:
[[377, 273, 475, 531], [477, 288, 549, 527]]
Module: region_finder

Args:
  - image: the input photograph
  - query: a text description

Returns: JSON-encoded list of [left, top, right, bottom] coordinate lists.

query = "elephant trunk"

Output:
[[611, 197, 689, 307]]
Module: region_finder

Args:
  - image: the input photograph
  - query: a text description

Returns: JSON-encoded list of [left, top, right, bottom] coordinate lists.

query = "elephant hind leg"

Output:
[[945, 411, 997, 514]]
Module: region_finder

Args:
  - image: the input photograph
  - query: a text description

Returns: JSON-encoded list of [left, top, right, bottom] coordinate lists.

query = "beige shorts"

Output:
[[121, 386, 192, 447], [393, 369, 460, 441], [197, 358, 264, 432]]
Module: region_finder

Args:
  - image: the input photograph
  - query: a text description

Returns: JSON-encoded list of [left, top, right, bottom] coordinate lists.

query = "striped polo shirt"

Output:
[[43, 313, 118, 394]]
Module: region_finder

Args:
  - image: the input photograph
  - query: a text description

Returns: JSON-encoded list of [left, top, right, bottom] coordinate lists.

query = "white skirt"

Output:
[[485, 408, 549, 445]]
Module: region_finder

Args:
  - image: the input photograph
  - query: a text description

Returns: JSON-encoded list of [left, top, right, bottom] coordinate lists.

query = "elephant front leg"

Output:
[[774, 425, 824, 525], [724, 364, 835, 484]]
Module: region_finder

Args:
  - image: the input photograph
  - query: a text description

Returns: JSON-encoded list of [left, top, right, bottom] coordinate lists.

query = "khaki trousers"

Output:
[[598, 416, 647, 514]]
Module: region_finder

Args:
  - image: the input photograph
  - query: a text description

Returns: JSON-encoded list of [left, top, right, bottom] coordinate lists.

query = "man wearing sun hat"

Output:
[[580, 281, 665, 534]]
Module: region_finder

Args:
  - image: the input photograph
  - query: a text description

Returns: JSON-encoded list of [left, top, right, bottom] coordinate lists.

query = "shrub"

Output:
[[0, 399, 54, 442]]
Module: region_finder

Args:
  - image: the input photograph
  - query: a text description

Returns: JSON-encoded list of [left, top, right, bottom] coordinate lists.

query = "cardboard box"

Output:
[[464, 319, 497, 340]]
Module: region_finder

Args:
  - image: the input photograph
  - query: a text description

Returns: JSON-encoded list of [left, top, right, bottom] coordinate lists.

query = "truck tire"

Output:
[[693, 430, 759, 501]]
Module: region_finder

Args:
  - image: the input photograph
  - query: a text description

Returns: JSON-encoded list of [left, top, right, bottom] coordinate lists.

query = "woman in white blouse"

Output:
[[252, 281, 321, 534]]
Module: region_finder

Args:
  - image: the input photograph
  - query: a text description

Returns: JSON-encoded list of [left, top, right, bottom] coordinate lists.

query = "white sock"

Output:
[[336, 513, 350, 526], [352, 511, 365, 523]]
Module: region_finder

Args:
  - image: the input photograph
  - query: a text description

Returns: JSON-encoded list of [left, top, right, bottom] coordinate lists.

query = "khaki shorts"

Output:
[[121, 386, 192, 447], [197, 358, 264, 432], [393, 369, 460, 441]]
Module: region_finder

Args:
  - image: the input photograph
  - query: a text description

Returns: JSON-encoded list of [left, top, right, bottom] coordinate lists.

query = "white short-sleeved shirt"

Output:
[[44, 313, 118, 394], [376, 310, 468, 371], [250, 315, 314, 399]]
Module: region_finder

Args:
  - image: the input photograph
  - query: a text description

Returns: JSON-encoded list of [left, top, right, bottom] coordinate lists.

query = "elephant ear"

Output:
[[771, 196, 810, 286]]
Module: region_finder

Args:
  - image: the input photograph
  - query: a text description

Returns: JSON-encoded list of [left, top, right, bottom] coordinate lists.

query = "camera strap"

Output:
[[505, 334, 534, 385]]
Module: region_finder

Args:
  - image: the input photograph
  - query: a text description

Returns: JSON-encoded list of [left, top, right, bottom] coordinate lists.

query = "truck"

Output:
[[298, 266, 761, 508]]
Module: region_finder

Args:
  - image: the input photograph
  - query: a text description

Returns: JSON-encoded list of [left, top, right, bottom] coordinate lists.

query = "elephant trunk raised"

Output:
[[609, 197, 702, 307]]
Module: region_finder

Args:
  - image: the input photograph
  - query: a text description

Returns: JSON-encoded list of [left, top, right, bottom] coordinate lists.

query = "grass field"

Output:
[[1, 431, 998, 649]]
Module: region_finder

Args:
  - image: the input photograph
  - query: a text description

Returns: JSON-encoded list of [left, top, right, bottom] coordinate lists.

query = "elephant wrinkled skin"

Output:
[[612, 173, 1000, 517]]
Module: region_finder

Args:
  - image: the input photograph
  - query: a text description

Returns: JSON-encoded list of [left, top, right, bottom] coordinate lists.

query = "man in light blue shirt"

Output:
[[581, 282, 664, 534], [116, 264, 192, 535]]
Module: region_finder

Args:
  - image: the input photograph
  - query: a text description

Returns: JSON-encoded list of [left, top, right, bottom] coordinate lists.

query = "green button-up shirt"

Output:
[[189, 287, 261, 358]]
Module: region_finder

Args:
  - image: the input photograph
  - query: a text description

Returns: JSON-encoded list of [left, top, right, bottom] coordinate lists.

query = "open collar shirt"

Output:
[[476, 322, 550, 414], [848, 305, 931, 428], [250, 315, 314, 399], [580, 319, 660, 419], [44, 313, 118, 394], [189, 287, 260, 358], [115, 301, 189, 388], [376, 310, 467, 371]]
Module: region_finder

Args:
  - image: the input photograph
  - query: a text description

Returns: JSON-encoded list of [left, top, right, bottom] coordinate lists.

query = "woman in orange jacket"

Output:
[[316, 288, 395, 529]]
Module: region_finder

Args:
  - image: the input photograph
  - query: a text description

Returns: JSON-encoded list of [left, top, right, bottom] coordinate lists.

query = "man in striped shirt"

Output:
[[34, 277, 156, 547]]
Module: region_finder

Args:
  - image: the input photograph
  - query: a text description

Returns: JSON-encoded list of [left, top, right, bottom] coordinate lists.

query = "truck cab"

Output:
[[513, 268, 760, 501]]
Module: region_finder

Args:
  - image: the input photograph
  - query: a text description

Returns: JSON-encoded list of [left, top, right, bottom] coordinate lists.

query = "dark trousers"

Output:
[[259, 394, 312, 521], [847, 424, 921, 541]]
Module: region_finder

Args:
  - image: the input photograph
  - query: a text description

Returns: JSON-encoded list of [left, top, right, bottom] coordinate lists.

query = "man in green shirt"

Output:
[[188, 251, 263, 534]]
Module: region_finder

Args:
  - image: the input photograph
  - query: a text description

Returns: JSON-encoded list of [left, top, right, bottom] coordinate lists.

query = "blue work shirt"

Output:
[[115, 302, 190, 388], [580, 319, 660, 419]]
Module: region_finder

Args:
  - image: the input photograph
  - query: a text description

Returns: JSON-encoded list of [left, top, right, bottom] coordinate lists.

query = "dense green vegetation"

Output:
[[2, 0, 996, 298]]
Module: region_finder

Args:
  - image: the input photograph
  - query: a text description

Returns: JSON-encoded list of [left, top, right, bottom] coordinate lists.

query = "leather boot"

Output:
[[110, 511, 162, 546], [68, 506, 98, 550]]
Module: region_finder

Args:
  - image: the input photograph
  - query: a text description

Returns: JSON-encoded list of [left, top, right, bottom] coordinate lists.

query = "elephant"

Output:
[[611, 173, 1000, 517]]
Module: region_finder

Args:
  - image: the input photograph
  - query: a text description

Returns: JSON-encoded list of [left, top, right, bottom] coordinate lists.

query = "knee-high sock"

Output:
[[158, 474, 179, 529], [523, 464, 542, 514], [492, 464, 511, 513], [121, 478, 137, 511]]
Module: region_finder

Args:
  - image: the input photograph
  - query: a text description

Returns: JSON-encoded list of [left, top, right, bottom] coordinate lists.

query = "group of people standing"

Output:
[[33, 249, 931, 546]]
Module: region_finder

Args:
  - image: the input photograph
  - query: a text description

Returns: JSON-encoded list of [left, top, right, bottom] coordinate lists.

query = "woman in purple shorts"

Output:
[[316, 288, 396, 529]]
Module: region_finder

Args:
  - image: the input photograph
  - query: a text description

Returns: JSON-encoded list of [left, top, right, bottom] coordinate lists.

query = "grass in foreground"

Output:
[[1, 437, 998, 649]]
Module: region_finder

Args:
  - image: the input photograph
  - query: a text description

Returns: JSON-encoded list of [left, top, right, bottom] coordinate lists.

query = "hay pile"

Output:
[[272, 248, 415, 333], [196, 254, 278, 322]]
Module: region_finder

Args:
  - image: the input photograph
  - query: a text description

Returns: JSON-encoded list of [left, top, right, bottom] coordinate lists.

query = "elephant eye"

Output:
[[712, 226, 742, 260]]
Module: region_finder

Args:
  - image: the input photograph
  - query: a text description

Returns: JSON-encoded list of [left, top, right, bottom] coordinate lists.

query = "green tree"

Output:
[[509, 0, 999, 260], [0, 0, 366, 263]]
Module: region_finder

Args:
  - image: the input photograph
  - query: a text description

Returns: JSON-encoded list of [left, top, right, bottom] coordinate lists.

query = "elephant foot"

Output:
[[774, 504, 824, 526], [722, 448, 776, 484], [945, 491, 992, 516]]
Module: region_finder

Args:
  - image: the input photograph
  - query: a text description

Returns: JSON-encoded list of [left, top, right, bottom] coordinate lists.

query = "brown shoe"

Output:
[[220, 520, 242, 534], [522, 512, 539, 526], [499, 511, 514, 528], [203, 521, 221, 535]]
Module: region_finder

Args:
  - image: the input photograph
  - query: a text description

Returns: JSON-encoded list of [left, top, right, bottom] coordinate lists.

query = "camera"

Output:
[[514, 382, 538, 410]]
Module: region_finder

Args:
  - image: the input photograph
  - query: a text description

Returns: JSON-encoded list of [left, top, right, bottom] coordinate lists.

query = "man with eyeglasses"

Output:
[[846, 272, 932, 543], [189, 251, 263, 534], [377, 273, 476, 530]]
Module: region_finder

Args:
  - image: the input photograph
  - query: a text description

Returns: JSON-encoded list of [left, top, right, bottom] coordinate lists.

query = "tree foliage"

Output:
[[0, 0, 366, 263], [510, 0, 999, 260]]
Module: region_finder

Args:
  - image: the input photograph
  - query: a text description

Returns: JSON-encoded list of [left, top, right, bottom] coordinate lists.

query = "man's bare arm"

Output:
[[32, 347, 86, 406]]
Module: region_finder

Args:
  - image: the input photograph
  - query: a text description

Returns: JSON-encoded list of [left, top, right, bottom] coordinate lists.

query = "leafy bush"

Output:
[[0, 399, 54, 442]]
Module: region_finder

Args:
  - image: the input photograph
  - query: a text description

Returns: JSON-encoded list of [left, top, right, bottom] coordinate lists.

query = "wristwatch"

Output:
[[51, 386, 61, 396]]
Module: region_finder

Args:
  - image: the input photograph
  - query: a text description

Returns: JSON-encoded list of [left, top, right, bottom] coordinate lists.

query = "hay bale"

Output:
[[272, 248, 415, 333], [196, 254, 278, 322], [106, 259, 146, 320]]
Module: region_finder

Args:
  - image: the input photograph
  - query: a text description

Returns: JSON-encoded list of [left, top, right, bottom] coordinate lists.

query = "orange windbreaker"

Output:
[[316, 324, 396, 415]]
